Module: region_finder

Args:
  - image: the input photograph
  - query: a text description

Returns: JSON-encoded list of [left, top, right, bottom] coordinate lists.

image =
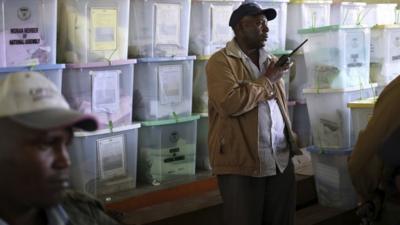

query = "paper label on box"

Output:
[[6, 26, 42, 64], [346, 32, 365, 68], [158, 65, 183, 105], [370, 33, 379, 59], [316, 162, 340, 188], [390, 31, 400, 62], [211, 5, 233, 44], [3, 3, 51, 66], [91, 70, 121, 114], [90, 8, 117, 51], [96, 134, 126, 180], [155, 3, 181, 46]]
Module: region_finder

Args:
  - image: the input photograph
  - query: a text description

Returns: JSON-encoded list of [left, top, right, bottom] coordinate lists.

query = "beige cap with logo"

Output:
[[0, 72, 98, 131]]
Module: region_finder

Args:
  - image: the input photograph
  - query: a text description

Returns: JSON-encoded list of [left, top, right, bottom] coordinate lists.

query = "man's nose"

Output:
[[53, 144, 71, 170], [262, 23, 269, 33]]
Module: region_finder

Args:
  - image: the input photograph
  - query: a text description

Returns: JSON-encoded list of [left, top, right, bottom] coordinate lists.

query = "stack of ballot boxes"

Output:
[[189, 0, 239, 171], [128, 0, 198, 186], [192, 56, 212, 170], [286, 0, 333, 148], [133, 57, 199, 185], [300, 24, 377, 209], [58, 0, 140, 201]]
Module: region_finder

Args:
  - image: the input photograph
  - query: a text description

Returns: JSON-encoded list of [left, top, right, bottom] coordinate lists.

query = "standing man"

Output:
[[206, 2, 301, 225], [0, 72, 121, 225]]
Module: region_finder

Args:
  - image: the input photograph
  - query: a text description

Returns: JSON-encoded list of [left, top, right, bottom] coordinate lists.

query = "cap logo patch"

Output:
[[29, 88, 56, 102]]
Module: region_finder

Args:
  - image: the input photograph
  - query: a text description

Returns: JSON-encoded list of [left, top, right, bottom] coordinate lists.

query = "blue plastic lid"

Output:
[[66, 59, 137, 69], [137, 56, 196, 63], [0, 64, 65, 73], [306, 146, 353, 155]]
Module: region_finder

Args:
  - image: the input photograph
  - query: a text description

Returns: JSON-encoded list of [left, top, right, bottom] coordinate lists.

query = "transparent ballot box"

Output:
[[307, 146, 358, 210], [129, 0, 190, 57], [289, 53, 308, 102], [69, 123, 140, 200], [286, 0, 331, 49], [0, 64, 64, 90], [299, 25, 371, 89], [292, 101, 312, 148], [62, 60, 136, 129], [303, 85, 376, 149], [363, 4, 397, 27], [193, 56, 209, 114], [196, 113, 211, 170], [370, 25, 400, 86], [330, 2, 366, 26], [0, 0, 57, 67], [347, 97, 376, 146], [57, 0, 130, 63], [133, 56, 195, 121], [189, 0, 241, 56], [253, 0, 289, 52], [138, 115, 199, 185]]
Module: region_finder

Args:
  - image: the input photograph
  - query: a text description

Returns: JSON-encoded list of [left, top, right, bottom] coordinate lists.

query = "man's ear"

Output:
[[233, 23, 242, 37]]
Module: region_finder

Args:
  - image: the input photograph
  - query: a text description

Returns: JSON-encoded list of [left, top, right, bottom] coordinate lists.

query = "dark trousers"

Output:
[[217, 161, 296, 225]]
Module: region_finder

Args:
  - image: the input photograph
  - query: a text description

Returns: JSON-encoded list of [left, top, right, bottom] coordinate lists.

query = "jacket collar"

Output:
[[225, 38, 269, 60]]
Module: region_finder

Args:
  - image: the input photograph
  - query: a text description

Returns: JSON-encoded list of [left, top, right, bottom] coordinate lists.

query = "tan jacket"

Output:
[[206, 42, 301, 176], [349, 76, 400, 202]]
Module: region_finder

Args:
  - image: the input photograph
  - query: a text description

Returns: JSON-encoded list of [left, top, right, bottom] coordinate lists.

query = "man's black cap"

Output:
[[229, 2, 277, 28]]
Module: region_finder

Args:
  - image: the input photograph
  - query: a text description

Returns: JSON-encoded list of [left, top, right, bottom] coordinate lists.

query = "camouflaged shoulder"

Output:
[[62, 190, 104, 210]]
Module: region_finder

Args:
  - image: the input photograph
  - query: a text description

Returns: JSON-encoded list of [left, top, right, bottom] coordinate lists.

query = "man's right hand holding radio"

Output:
[[264, 56, 292, 83]]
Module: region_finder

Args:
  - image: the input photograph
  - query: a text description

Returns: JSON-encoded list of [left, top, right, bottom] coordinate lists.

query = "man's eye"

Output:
[[35, 143, 52, 151]]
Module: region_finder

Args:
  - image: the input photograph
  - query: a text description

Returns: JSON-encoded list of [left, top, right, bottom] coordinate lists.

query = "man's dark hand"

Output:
[[263, 57, 293, 83]]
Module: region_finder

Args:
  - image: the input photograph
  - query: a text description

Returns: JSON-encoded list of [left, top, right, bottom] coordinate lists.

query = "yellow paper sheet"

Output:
[[90, 8, 117, 51]]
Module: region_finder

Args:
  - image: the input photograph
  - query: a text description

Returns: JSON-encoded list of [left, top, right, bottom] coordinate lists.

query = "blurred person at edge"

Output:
[[206, 2, 301, 225], [0, 72, 121, 225], [349, 76, 400, 225]]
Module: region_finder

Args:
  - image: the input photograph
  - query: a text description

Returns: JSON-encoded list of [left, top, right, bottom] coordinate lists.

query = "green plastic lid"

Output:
[[197, 55, 211, 61], [141, 115, 201, 127], [271, 50, 292, 56], [298, 25, 367, 34], [372, 24, 400, 30], [347, 97, 377, 109]]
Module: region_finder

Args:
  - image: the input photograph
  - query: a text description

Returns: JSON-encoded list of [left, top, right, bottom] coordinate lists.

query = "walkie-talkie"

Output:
[[275, 39, 308, 67]]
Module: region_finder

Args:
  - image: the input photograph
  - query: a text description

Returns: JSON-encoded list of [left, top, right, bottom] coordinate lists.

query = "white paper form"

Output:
[[155, 3, 181, 45], [211, 5, 234, 44], [390, 31, 400, 62], [158, 65, 183, 105], [346, 32, 365, 67], [91, 70, 121, 114], [97, 134, 126, 180]]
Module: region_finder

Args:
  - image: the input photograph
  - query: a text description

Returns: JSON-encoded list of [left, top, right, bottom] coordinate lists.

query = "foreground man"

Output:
[[0, 72, 120, 225]]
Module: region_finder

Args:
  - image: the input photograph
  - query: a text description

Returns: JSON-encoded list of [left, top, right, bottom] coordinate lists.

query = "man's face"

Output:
[[237, 14, 269, 49], [0, 120, 73, 208]]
